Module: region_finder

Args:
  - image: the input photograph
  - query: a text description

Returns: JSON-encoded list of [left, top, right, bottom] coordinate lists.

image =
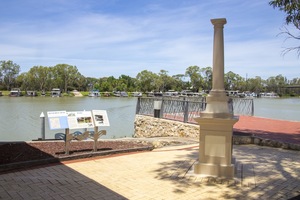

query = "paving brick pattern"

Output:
[[1, 144, 300, 200]]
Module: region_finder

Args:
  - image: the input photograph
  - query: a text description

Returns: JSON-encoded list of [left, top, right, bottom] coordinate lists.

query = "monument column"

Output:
[[201, 18, 231, 118], [212, 18, 226, 92], [193, 18, 239, 178]]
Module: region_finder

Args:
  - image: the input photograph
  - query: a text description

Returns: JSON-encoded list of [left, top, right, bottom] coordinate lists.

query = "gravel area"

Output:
[[0, 140, 153, 165]]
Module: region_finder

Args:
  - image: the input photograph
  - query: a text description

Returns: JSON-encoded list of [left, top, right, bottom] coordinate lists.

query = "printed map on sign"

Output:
[[47, 111, 69, 130], [66, 111, 94, 129], [92, 110, 110, 126]]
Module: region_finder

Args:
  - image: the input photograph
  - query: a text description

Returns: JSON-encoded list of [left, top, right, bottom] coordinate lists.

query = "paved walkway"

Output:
[[234, 116, 300, 144], [1, 144, 300, 200]]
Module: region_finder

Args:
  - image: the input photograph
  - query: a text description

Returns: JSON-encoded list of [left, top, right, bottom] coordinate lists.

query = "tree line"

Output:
[[0, 60, 299, 96]]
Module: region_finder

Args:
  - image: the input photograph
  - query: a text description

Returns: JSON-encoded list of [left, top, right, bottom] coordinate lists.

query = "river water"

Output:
[[0, 96, 299, 141]]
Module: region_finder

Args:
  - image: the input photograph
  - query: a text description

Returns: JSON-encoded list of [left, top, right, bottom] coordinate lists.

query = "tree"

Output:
[[200, 66, 212, 91], [118, 75, 136, 92], [99, 77, 113, 92], [185, 66, 201, 92], [264, 74, 287, 94], [246, 76, 264, 93], [157, 70, 172, 92], [224, 71, 244, 91], [270, 0, 300, 55], [136, 70, 158, 92], [0, 60, 21, 90], [16, 72, 31, 90], [172, 74, 186, 91], [52, 64, 81, 92], [25, 66, 50, 91]]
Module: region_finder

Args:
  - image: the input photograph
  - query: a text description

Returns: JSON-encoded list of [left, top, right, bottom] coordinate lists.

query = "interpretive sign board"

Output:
[[66, 111, 94, 129], [47, 110, 110, 130], [47, 111, 69, 130], [92, 110, 110, 126]]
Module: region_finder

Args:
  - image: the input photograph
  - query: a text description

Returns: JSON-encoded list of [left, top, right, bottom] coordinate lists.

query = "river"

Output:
[[0, 96, 299, 141]]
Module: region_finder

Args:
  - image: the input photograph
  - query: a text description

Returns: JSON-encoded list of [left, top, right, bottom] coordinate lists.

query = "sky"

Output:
[[0, 0, 299, 80]]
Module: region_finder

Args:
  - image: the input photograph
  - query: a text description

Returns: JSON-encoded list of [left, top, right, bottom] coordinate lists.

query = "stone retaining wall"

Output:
[[134, 115, 300, 151], [134, 115, 199, 138]]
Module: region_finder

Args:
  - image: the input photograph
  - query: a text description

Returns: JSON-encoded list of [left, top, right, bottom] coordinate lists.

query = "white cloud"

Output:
[[0, 0, 298, 79]]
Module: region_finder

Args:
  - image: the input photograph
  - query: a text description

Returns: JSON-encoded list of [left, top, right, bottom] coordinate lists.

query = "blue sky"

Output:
[[0, 0, 299, 80]]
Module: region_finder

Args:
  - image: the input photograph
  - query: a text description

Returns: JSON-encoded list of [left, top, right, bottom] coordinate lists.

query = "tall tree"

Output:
[[185, 66, 201, 92], [246, 76, 264, 93], [270, 0, 300, 55], [172, 74, 186, 91], [0, 60, 20, 90], [200, 66, 212, 91], [52, 64, 81, 92], [225, 71, 244, 91], [136, 70, 158, 92], [26, 66, 50, 91]]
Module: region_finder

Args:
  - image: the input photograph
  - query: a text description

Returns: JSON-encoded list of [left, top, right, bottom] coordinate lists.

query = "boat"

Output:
[[26, 90, 37, 97], [51, 88, 61, 97], [113, 91, 121, 97], [226, 90, 245, 98], [120, 91, 128, 97], [163, 90, 179, 97], [260, 92, 280, 98], [153, 91, 163, 97], [113, 91, 128, 97], [146, 92, 154, 97], [131, 92, 143, 97], [9, 88, 22, 97], [88, 90, 101, 97]]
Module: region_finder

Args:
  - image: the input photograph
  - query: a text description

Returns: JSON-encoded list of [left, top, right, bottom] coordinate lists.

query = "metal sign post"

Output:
[[40, 112, 45, 140]]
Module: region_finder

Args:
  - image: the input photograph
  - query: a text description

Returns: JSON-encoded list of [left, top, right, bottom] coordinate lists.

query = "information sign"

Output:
[[92, 110, 110, 126], [66, 111, 94, 129], [47, 111, 69, 130]]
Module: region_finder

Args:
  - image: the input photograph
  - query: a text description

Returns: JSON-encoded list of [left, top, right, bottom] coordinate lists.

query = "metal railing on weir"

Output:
[[136, 96, 254, 124]]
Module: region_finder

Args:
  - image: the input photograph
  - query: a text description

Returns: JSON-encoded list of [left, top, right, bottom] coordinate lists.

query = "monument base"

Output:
[[193, 116, 239, 179], [194, 162, 235, 178]]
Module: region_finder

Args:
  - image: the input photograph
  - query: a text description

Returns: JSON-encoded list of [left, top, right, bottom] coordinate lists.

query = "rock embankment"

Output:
[[134, 115, 300, 151]]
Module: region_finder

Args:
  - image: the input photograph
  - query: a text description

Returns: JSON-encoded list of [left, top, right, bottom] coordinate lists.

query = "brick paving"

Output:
[[1, 144, 300, 200], [234, 116, 300, 144]]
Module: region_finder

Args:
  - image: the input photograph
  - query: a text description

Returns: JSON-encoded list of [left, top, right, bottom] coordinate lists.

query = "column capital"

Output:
[[211, 18, 227, 27]]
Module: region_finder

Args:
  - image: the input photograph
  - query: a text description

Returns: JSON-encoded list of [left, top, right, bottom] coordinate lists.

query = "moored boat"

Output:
[[132, 92, 143, 97], [260, 92, 280, 98], [51, 88, 61, 97], [88, 90, 101, 97], [26, 90, 37, 97], [9, 88, 22, 97], [120, 91, 128, 97]]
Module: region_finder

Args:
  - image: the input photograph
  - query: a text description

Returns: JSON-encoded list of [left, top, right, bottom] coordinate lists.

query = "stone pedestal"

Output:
[[193, 117, 238, 178]]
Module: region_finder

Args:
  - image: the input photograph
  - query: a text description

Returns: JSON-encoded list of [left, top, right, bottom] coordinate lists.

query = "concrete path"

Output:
[[1, 144, 300, 200]]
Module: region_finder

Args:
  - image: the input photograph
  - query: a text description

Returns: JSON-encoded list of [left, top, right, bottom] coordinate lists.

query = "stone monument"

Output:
[[193, 18, 239, 178]]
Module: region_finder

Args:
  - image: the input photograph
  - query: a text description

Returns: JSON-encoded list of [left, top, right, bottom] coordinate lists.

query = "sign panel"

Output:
[[92, 110, 110, 126], [47, 111, 69, 130], [66, 111, 94, 129]]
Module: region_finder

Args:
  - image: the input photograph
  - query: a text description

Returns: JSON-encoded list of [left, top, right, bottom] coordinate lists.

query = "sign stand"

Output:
[[65, 128, 71, 155], [47, 110, 110, 155]]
